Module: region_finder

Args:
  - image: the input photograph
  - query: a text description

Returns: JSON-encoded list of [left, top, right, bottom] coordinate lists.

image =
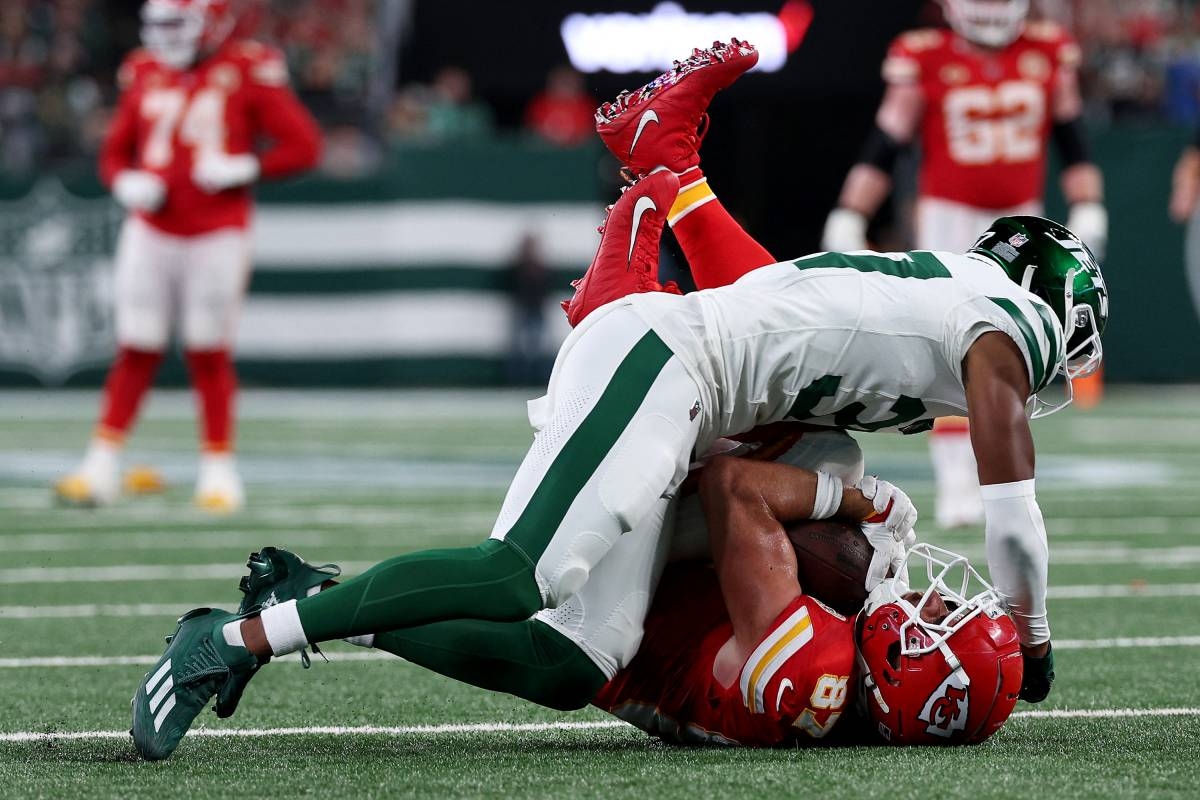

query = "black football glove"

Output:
[[1020, 643, 1055, 703]]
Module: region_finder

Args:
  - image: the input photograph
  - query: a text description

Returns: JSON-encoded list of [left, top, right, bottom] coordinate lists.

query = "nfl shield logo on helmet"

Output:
[[918, 671, 970, 738], [1008, 233, 1029, 248]]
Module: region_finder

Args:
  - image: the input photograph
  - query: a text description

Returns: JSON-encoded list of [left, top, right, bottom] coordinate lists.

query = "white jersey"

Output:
[[625, 249, 1064, 444]]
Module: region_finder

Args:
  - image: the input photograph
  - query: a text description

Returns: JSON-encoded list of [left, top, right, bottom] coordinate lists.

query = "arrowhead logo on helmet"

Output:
[[919, 673, 970, 738], [856, 544, 1023, 746]]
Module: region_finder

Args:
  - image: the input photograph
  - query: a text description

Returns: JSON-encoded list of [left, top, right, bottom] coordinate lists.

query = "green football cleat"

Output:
[[209, 548, 341, 719], [130, 607, 258, 761], [238, 546, 341, 615]]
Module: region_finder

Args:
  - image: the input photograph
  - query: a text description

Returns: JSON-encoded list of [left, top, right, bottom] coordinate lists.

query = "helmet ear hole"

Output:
[[886, 641, 902, 672]]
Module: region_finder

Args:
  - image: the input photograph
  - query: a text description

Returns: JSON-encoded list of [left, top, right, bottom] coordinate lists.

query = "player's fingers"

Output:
[[865, 548, 890, 591]]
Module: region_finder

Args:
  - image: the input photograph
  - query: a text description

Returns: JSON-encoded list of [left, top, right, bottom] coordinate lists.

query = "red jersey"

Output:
[[593, 562, 857, 747], [882, 22, 1081, 210], [100, 40, 322, 237]]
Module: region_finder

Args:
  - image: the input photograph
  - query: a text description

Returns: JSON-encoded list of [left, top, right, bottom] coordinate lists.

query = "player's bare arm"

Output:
[[1052, 58, 1106, 256], [824, 82, 923, 250], [962, 331, 1055, 699], [1170, 146, 1200, 222], [698, 457, 899, 669]]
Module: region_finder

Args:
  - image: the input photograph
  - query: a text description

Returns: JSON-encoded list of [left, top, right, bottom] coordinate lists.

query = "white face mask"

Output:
[[945, 0, 1029, 48], [141, 3, 204, 69]]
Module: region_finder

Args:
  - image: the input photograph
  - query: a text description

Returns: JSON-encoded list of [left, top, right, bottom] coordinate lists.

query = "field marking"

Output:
[[2, 708, 1198, 744], [8, 583, 1200, 620], [0, 603, 228, 619], [12, 544, 1200, 585], [4, 634, 1200, 669], [1009, 707, 1200, 720], [0, 562, 378, 584], [1047, 583, 1200, 599]]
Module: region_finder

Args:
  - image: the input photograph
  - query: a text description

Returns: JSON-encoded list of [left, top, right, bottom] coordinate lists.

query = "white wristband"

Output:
[[810, 470, 843, 520]]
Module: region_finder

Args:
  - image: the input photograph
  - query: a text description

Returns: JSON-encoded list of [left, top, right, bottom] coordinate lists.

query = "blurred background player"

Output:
[[821, 0, 1107, 529], [52, 0, 321, 511]]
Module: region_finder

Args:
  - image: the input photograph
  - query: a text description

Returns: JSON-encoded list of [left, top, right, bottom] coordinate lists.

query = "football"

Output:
[[786, 518, 873, 616]]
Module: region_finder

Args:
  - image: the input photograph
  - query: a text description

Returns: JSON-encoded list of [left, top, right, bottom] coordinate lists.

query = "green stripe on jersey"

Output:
[[793, 250, 951, 279], [502, 331, 674, 564], [988, 297, 1046, 392], [1030, 302, 1064, 390]]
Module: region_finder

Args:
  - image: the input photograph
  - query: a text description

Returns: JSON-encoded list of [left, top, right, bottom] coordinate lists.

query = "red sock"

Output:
[[667, 167, 776, 290], [185, 349, 237, 452], [97, 346, 164, 441]]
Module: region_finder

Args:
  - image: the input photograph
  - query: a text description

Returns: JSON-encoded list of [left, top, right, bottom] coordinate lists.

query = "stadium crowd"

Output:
[[1, 0, 1197, 177]]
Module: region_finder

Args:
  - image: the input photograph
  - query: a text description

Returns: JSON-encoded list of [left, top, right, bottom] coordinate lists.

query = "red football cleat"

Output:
[[596, 39, 759, 177], [561, 170, 682, 328]]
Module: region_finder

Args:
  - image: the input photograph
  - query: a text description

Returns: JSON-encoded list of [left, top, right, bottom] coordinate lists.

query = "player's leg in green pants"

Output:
[[372, 619, 606, 711], [355, 480, 678, 710], [258, 309, 704, 662]]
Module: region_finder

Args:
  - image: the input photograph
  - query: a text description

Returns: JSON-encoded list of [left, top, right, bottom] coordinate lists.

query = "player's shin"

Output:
[[257, 539, 542, 652], [667, 168, 776, 289], [372, 619, 607, 711], [185, 348, 236, 453], [99, 346, 165, 440]]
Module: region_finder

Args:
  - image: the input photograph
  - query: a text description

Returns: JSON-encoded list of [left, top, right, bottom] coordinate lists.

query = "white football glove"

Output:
[[821, 208, 868, 252], [112, 170, 167, 212], [1066, 201, 1108, 262], [853, 475, 919, 591], [192, 152, 260, 193]]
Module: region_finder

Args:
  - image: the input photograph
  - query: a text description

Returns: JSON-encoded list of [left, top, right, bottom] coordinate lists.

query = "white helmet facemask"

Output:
[[863, 544, 1008, 678], [1028, 268, 1105, 420], [141, 1, 205, 69], [944, 0, 1029, 48]]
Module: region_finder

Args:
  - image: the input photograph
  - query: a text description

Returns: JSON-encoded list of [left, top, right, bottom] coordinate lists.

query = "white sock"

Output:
[[343, 634, 375, 648], [259, 599, 310, 656], [222, 620, 246, 648]]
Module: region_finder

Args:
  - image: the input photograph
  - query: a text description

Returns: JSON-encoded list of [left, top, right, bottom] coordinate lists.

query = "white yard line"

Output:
[[1, 708, 1197, 744], [7, 583, 1200, 619], [0, 603, 228, 619], [11, 545, 1200, 585], [0, 562, 378, 584], [4, 634, 1200, 669], [1047, 583, 1200, 599]]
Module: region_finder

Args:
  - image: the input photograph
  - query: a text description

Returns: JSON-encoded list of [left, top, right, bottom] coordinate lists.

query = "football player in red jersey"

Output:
[[821, 0, 1107, 529], [54, 0, 321, 511]]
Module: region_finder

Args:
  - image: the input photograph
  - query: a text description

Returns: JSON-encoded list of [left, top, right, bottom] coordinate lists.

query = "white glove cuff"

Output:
[[810, 470, 843, 520]]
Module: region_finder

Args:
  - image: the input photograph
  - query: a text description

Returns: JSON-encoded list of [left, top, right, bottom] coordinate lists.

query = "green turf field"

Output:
[[1, 387, 1198, 799]]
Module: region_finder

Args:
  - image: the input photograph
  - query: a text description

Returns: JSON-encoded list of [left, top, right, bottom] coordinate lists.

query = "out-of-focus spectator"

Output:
[[504, 232, 552, 385], [425, 66, 493, 141], [0, 0, 111, 173], [320, 122, 382, 178], [386, 84, 432, 143], [524, 65, 595, 147]]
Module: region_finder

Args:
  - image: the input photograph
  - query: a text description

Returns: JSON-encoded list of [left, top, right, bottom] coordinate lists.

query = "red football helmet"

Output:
[[942, 0, 1029, 48], [857, 544, 1023, 745], [141, 0, 235, 69]]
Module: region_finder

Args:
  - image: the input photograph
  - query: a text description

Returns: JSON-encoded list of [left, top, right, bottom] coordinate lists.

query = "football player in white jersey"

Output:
[[128, 44, 1106, 760]]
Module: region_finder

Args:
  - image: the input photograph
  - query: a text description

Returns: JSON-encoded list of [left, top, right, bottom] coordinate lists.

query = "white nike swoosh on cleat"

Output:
[[628, 196, 658, 265], [628, 109, 660, 157]]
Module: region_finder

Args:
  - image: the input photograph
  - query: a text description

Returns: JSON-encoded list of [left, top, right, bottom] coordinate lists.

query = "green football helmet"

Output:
[[968, 215, 1108, 417]]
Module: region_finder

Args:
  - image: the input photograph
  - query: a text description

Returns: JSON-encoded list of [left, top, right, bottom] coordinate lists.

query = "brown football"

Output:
[[786, 518, 872, 616]]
